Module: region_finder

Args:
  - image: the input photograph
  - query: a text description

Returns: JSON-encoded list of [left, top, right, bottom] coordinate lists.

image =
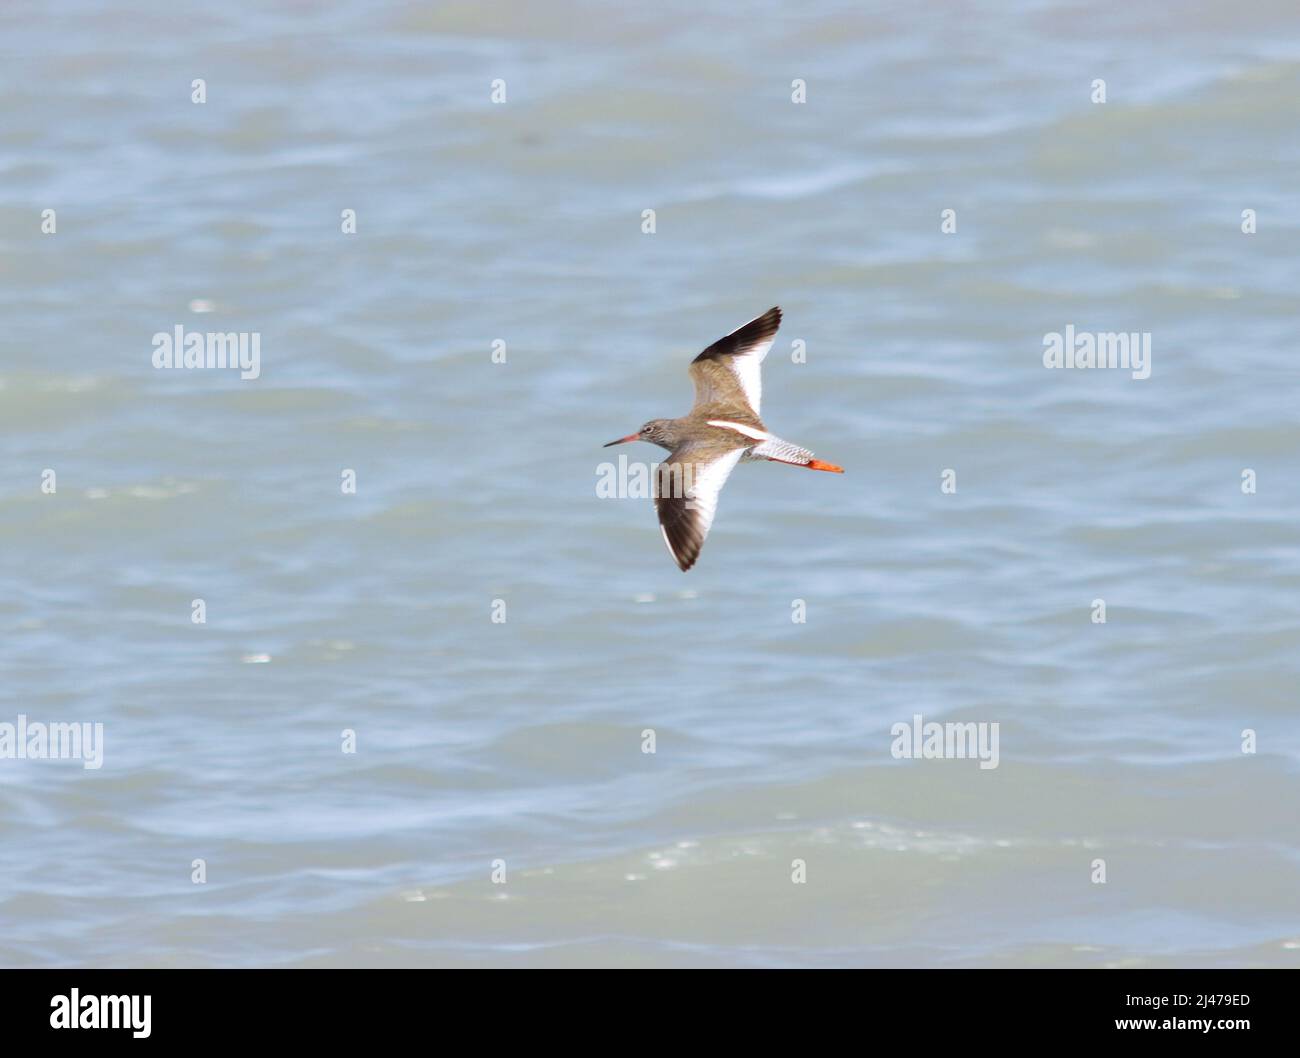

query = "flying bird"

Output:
[[604, 307, 843, 571]]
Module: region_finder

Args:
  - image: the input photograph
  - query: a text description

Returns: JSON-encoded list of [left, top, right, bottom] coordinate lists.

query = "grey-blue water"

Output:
[[1, 0, 1298, 967]]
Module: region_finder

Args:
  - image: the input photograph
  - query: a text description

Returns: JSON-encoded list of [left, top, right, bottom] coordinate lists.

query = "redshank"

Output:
[[604, 306, 843, 571]]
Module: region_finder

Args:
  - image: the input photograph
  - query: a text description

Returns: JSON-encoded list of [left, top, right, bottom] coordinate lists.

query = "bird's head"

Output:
[[604, 419, 675, 449]]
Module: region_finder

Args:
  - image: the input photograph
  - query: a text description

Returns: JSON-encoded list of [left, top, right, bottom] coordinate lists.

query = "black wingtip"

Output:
[[693, 306, 783, 364], [750, 306, 781, 335]]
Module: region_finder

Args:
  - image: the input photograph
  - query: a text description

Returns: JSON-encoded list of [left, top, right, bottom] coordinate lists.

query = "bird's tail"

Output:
[[749, 437, 844, 473]]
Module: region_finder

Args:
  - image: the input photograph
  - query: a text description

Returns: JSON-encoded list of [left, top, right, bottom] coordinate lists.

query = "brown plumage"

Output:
[[604, 307, 843, 571]]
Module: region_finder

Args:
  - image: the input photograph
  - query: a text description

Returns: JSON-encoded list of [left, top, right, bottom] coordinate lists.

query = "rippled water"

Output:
[[1, 1, 1299, 967]]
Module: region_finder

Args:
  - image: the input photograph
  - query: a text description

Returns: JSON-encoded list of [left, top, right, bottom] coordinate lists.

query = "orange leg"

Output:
[[765, 455, 844, 473]]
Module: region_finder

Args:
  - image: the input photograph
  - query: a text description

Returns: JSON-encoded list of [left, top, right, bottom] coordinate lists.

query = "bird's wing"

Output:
[[688, 306, 781, 416], [654, 445, 746, 571]]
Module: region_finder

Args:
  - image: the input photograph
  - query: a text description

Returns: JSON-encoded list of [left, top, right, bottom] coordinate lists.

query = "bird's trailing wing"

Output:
[[689, 306, 781, 416], [654, 446, 745, 571]]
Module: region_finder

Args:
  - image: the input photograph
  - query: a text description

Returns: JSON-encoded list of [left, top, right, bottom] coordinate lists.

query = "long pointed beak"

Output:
[[603, 433, 640, 447]]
